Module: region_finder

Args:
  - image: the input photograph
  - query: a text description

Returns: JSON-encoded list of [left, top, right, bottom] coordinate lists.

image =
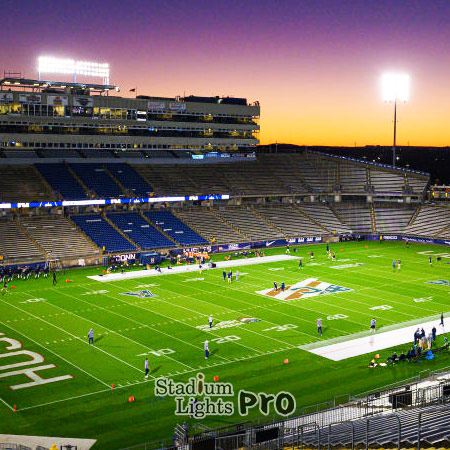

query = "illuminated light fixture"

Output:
[[38, 56, 110, 84], [381, 73, 409, 167]]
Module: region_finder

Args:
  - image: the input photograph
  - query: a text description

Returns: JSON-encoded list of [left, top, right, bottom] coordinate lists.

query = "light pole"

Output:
[[381, 73, 409, 167]]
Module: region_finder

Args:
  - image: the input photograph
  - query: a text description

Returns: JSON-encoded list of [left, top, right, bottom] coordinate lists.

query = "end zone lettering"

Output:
[[0, 332, 73, 390]]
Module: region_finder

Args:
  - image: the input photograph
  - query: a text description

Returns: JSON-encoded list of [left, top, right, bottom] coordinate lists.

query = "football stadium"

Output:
[[1, 3, 450, 450]]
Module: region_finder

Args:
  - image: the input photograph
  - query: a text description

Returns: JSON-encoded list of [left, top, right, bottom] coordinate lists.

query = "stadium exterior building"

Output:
[[0, 77, 260, 158]]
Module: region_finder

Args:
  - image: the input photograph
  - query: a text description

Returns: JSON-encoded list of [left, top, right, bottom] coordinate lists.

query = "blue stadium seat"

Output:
[[145, 211, 208, 246], [71, 214, 137, 252], [70, 164, 123, 198], [35, 163, 87, 200], [106, 164, 153, 198], [107, 212, 175, 249]]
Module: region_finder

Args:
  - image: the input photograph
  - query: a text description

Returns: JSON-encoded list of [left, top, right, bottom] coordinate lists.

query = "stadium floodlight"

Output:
[[381, 73, 409, 167], [38, 56, 110, 84]]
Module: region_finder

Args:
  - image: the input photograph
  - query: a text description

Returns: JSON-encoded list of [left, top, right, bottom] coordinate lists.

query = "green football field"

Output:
[[1, 241, 449, 449]]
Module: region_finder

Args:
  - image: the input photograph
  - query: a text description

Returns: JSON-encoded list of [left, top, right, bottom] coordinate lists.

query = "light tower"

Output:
[[381, 73, 409, 167]]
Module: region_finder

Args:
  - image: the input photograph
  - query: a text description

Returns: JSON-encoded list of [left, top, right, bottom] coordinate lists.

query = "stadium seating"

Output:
[[406, 205, 450, 237], [20, 216, 99, 259], [295, 404, 450, 448], [70, 164, 124, 198], [35, 163, 88, 200], [107, 212, 175, 249], [297, 203, 350, 234], [374, 205, 416, 234], [105, 164, 153, 197], [214, 207, 283, 241], [174, 208, 245, 244], [133, 164, 199, 196], [254, 204, 325, 237], [144, 211, 208, 245], [369, 168, 406, 194], [0, 218, 44, 263], [71, 214, 137, 252], [0, 165, 55, 203], [334, 204, 373, 233], [339, 162, 368, 192]]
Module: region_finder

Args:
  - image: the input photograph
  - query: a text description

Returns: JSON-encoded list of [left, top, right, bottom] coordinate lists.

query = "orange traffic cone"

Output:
[[284, 358, 289, 364], [213, 375, 219, 381], [13, 405, 16, 412]]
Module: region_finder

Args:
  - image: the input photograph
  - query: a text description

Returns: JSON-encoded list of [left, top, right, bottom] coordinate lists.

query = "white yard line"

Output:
[[303, 318, 447, 361], [88, 255, 299, 282]]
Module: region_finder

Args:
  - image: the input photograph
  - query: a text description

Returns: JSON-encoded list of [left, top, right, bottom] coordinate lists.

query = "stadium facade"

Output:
[[0, 77, 260, 158]]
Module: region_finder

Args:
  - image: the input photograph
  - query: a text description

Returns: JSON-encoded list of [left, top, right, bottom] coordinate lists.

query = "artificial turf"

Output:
[[0, 240, 449, 449]]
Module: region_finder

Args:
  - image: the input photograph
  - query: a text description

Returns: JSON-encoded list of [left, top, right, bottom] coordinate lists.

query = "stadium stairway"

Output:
[[370, 203, 377, 233], [292, 204, 331, 234], [67, 215, 101, 253], [408, 205, 422, 227], [138, 211, 179, 247], [102, 213, 143, 250], [329, 204, 345, 226], [14, 216, 48, 258], [66, 165, 93, 198], [103, 165, 131, 197], [209, 208, 250, 241], [171, 210, 212, 244], [250, 206, 286, 237]]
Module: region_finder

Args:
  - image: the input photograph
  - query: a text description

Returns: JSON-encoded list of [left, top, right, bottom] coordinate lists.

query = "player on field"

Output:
[[392, 259, 396, 271], [1, 280, 7, 295], [286, 244, 290, 254], [398, 259, 401, 270], [223, 270, 226, 281], [199, 264, 202, 275], [227, 271, 232, 284], [332, 252, 336, 262], [429, 256, 432, 265], [204, 340, 209, 359], [440, 312, 444, 327], [326, 244, 329, 253], [52, 271, 57, 285], [281, 281, 285, 292], [235, 270, 239, 282], [310, 251, 314, 261], [317, 318, 323, 336], [145, 358, 149, 379], [370, 318, 376, 334], [299, 258, 303, 269], [209, 314, 213, 328], [88, 328, 94, 345], [273, 281, 278, 291]]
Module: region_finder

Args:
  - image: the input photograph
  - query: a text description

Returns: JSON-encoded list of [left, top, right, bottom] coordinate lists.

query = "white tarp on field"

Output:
[[88, 255, 298, 282]]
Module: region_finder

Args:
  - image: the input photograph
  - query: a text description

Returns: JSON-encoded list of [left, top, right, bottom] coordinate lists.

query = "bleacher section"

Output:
[[334, 204, 373, 233], [254, 205, 325, 237], [35, 163, 88, 200], [107, 212, 175, 249], [297, 203, 350, 234], [174, 208, 244, 244], [406, 205, 450, 237], [20, 216, 99, 259], [144, 211, 208, 246], [70, 164, 124, 198], [106, 164, 153, 197], [0, 218, 44, 263], [374, 205, 415, 234], [339, 162, 367, 192], [370, 168, 405, 194], [297, 404, 450, 448], [0, 165, 54, 203], [133, 165, 198, 196], [215, 207, 283, 241], [260, 155, 308, 193], [71, 214, 137, 253]]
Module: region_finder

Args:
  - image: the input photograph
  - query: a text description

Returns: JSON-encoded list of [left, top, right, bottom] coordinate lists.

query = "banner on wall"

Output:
[[147, 101, 165, 111], [19, 94, 41, 104], [47, 95, 69, 106], [73, 97, 93, 107], [169, 102, 186, 111]]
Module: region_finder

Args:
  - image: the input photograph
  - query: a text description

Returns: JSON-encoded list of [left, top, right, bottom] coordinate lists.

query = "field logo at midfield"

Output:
[[120, 289, 156, 298], [256, 278, 352, 301], [196, 317, 260, 331], [426, 280, 450, 286]]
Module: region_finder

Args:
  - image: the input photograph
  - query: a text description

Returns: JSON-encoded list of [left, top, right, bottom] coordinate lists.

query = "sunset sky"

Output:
[[1, 0, 449, 146]]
